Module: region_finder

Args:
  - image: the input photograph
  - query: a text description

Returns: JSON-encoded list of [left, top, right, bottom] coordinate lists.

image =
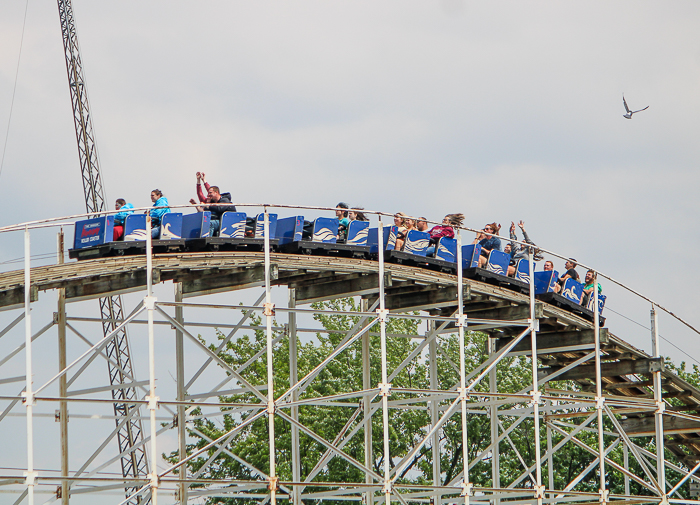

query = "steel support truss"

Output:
[[56, 0, 149, 501], [3, 218, 700, 504]]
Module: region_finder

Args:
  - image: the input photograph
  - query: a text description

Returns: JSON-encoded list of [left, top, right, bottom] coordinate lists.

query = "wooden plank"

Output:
[[0, 285, 38, 311], [64, 269, 159, 302], [538, 358, 664, 382], [620, 414, 700, 437], [465, 302, 543, 322], [181, 265, 277, 297], [364, 285, 461, 312], [666, 437, 700, 446], [296, 273, 389, 304], [495, 328, 609, 354], [291, 272, 386, 289], [604, 379, 670, 390]]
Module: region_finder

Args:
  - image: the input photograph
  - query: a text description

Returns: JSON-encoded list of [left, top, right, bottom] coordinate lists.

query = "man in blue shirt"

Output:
[[113, 198, 134, 240]]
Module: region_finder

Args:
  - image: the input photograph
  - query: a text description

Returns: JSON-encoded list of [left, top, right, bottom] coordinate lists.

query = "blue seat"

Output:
[[485, 250, 510, 276], [73, 215, 115, 249], [276, 216, 305, 245], [310, 217, 338, 243], [182, 212, 211, 239], [435, 237, 457, 263], [220, 212, 247, 238], [159, 213, 183, 240], [253, 213, 278, 238], [585, 292, 607, 315], [386, 226, 398, 251], [346, 221, 370, 246], [368, 226, 399, 254], [560, 278, 584, 303], [402, 230, 430, 256], [124, 214, 148, 242], [513, 259, 533, 284], [462, 244, 481, 269], [534, 270, 559, 295]]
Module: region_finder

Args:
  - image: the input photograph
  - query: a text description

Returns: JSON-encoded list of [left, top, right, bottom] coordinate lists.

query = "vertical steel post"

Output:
[[289, 288, 300, 504], [377, 217, 391, 505], [264, 209, 277, 504], [623, 445, 630, 496], [58, 230, 69, 505], [456, 232, 471, 505], [145, 216, 159, 504], [593, 271, 606, 504], [546, 401, 553, 498], [527, 249, 543, 505], [361, 298, 373, 505], [24, 226, 36, 505], [175, 283, 187, 504], [651, 305, 666, 497], [488, 337, 500, 505], [429, 320, 441, 505]]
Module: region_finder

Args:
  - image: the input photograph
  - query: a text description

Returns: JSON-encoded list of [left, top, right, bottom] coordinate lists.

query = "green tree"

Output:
[[167, 298, 696, 503]]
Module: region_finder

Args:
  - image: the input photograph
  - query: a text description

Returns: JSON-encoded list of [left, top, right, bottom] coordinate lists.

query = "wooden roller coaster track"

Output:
[[2, 249, 700, 503]]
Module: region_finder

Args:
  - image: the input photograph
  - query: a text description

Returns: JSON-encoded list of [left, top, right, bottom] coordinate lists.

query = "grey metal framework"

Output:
[[2, 208, 700, 504], [56, 0, 149, 502]]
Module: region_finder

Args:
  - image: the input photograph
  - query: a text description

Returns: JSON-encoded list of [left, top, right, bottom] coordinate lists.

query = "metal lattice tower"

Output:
[[56, 1, 150, 502]]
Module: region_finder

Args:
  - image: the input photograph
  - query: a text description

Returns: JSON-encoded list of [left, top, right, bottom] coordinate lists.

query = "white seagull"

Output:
[[622, 94, 649, 119]]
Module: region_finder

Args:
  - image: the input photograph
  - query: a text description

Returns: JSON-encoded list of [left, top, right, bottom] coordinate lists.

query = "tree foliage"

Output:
[[166, 298, 699, 503]]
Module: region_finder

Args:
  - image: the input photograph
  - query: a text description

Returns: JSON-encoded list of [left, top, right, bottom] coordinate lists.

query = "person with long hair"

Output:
[[426, 213, 464, 256], [395, 212, 417, 251], [348, 207, 368, 222], [474, 222, 502, 268]]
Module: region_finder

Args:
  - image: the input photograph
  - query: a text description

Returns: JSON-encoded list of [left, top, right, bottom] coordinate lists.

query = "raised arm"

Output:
[[519, 221, 535, 246], [509, 221, 519, 251]]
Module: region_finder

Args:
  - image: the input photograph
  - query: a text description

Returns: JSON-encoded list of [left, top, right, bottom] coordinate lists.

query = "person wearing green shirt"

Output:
[[581, 269, 602, 306]]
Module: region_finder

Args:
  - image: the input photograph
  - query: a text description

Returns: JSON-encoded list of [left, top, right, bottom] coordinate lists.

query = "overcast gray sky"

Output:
[[2, 1, 700, 352], [1, 2, 700, 498]]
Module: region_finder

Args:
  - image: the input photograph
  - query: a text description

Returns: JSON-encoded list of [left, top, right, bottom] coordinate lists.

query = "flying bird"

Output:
[[622, 94, 649, 119]]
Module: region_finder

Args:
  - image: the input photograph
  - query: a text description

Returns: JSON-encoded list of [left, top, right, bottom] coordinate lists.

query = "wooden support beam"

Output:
[[276, 270, 339, 286], [63, 270, 160, 302], [295, 273, 390, 304], [365, 285, 460, 312], [666, 437, 700, 446], [465, 302, 543, 322], [289, 272, 384, 289], [180, 265, 277, 297], [0, 284, 38, 311], [538, 358, 664, 382], [495, 328, 609, 354], [655, 391, 694, 400], [604, 379, 670, 390], [620, 414, 700, 437], [666, 405, 700, 413]]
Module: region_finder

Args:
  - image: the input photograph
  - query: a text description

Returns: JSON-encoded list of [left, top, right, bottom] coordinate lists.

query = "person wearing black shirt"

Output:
[[203, 186, 233, 237], [554, 258, 579, 293]]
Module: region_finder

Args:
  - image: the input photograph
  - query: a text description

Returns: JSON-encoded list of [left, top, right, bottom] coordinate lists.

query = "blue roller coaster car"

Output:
[[68, 212, 605, 322]]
